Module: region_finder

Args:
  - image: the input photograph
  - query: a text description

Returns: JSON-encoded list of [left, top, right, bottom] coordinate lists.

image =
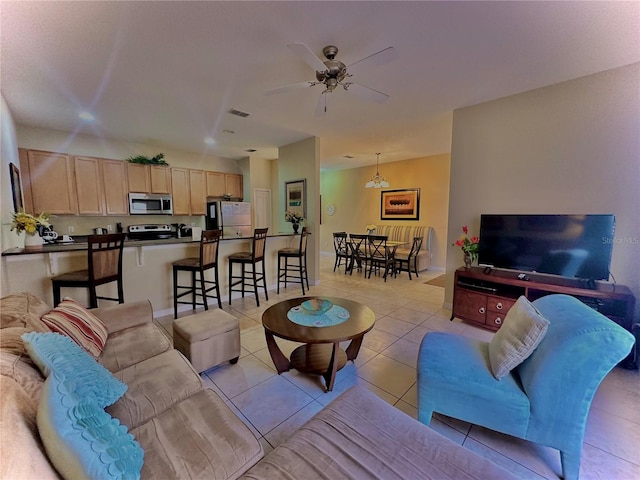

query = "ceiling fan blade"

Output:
[[287, 43, 327, 72], [264, 81, 315, 96], [346, 83, 389, 104], [347, 46, 397, 71], [315, 92, 330, 117]]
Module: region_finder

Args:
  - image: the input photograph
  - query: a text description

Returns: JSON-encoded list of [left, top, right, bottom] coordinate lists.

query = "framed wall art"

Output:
[[9, 162, 24, 212], [285, 178, 306, 219], [381, 188, 420, 220]]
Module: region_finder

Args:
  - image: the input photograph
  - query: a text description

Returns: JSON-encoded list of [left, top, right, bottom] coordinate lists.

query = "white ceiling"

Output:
[[1, 1, 638, 170]]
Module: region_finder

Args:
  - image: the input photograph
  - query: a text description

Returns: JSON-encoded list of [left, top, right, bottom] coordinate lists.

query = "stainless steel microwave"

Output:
[[128, 193, 173, 215]]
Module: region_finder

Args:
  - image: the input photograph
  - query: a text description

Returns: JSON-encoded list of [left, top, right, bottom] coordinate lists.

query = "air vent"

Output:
[[245, 149, 257, 153], [228, 108, 250, 118]]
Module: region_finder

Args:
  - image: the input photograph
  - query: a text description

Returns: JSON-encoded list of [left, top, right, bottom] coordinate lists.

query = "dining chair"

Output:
[[332, 232, 349, 273], [277, 227, 310, 294], [51, 233, 125, 308], [367, 235, 395, 281], [395, 236, 423, 280], [228, 227, 269, 307], [172, 229, 222, 319], [347, 234, 368, 275]]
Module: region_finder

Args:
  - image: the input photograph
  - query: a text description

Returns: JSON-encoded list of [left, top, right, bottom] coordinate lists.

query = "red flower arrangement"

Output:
[[453, 226, 479, 262]]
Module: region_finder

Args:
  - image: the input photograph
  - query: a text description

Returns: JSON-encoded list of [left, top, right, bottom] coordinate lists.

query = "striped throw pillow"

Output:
[[40, 297, 108, 357]]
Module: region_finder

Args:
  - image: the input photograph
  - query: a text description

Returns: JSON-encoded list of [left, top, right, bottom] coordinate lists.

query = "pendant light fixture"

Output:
[[365, 153, 389, 188]]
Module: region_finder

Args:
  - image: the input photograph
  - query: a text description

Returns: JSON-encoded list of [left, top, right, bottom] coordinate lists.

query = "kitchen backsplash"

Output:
[[48, 215, 205, 236]]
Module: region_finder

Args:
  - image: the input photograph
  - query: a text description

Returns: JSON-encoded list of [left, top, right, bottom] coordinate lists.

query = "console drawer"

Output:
[[487, 297, 516, 314], [453, 290, 487, 323], [487, 312, 507, 328]]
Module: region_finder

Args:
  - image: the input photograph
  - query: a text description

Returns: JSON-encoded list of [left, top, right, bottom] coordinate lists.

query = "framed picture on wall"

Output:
[[285, 178, 306, 219], [9, 163, 24, 212], [381, 188, 420, 220]]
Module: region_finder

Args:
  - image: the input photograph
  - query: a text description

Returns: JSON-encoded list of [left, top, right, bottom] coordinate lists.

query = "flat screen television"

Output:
[[478, 214, 615, 281]]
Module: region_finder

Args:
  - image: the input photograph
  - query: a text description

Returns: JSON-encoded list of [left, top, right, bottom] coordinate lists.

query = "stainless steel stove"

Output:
[[127, 224, 173, 241]]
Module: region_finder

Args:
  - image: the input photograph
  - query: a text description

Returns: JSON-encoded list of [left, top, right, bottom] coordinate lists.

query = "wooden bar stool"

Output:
[[228, 227, 269, 307], [277, 227, 309, 295], [172, 229, 222, 319], [51, 233, 125, 308]]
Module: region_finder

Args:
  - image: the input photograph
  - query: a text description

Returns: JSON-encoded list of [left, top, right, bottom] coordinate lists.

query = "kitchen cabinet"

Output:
[[149, 166, 171, 194], [128, 164, 171, 194], [205, 171, 243, 200], [127, 163, 151, 193], [170, 168, 190, 215], [189, 169, 206, 215], [225, 173, 243, 199], [75, 157, 129, 216], [206, 171, 225, 197], [101, 159, 129, 215], [74, 156, 105, 215], [19, 149, 78, 215]]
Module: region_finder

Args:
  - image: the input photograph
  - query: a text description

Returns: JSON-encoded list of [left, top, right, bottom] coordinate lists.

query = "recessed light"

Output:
[[204, 137, 215, 145], [78, 111, 95, 121]]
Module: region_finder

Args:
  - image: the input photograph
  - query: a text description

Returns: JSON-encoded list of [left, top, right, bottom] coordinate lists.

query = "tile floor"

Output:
[[155, 255, 640, 480]]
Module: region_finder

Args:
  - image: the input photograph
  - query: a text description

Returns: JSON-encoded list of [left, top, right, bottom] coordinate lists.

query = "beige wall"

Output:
[[15, 125, 241, 173], [278, 137, 320, 284], [320, 154, 451, 270], [0, 96, 23, 255], [446, 63, 640, 318]]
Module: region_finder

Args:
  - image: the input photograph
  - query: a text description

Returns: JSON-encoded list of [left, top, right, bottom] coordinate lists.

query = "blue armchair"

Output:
[[417, 294, 635, 480]]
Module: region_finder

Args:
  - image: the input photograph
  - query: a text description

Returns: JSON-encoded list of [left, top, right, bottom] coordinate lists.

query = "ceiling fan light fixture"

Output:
[[365, 153, 389, 189]]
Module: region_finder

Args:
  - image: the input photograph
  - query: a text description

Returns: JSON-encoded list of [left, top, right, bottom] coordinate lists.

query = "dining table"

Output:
[[346, 235, 407, 278]]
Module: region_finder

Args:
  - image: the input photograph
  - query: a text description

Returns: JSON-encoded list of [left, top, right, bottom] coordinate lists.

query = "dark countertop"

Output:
[[2, 233, 297, 256]]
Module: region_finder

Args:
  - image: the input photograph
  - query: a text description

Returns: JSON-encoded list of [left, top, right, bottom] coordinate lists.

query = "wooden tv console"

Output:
[[451, 266, 635, 332]]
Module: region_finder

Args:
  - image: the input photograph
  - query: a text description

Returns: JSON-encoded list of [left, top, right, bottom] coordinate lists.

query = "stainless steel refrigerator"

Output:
[[207, 201, 252, 237]]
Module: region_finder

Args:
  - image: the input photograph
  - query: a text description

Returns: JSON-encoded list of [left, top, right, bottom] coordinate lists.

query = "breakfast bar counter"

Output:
[[1, 233, 297, 256], [1, 233, 299, 315]]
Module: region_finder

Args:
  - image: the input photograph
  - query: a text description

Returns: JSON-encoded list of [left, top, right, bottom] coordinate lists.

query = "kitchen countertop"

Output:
[[2, 232, 298, 256]]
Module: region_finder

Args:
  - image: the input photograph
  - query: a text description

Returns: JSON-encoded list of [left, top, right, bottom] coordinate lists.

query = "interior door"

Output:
[[253, 188, 271, 230]]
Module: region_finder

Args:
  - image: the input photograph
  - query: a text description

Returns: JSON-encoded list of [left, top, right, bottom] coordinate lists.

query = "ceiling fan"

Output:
[[265, 43, 397, 116]]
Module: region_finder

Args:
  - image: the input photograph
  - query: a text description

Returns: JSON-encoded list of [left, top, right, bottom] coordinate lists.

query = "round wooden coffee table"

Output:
[[262, 296, 375, 391]]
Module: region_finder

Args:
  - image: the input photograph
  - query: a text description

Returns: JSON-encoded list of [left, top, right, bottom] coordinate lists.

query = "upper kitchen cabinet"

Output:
[[170, 167, 190, 215], [206, 171, 243, 199], [19, 149, 78, 215], [74, 156, 105, 215], [127, 163, 172, 194], [225, 173, 243, 200], [100, 159, 129, 215], [189, 169, 207, 215], [127, 163, 151, 193], [73, 156, 129, 216], [206, 171, 225, 197], [149, 166, 171, 194]]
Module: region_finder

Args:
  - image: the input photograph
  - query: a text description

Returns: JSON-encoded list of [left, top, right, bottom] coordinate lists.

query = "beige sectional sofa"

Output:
[[0, 292, 262, 479], [377, 224, 434, 272], [1, 292, 517, 480]]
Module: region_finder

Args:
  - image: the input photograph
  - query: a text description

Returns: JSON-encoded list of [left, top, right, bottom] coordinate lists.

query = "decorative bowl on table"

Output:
[[300, 298, 333, 316]]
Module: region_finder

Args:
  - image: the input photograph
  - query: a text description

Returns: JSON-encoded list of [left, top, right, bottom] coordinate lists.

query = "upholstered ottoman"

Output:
[[173, 309, 240, 373]]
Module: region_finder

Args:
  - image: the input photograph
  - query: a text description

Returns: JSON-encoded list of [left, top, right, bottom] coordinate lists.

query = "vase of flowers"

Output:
[[453, 225, 479, 269], [285, 210, 304, 233], [11, 211, 50, 250], [365, 224, 377, 235]]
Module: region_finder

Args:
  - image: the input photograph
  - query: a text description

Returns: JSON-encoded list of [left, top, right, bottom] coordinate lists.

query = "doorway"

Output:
[[253, 188, 272, 230]]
